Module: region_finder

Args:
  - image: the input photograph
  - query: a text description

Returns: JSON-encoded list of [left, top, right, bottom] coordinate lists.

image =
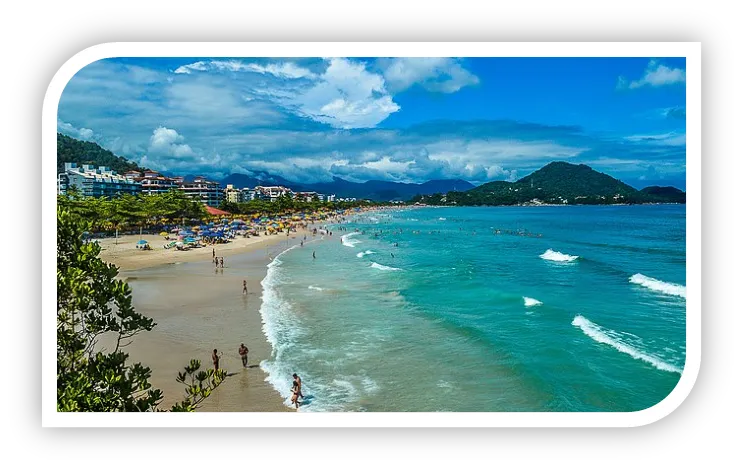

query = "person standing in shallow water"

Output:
[[293, 373, 304, 399], [242, 280, 248, 294]]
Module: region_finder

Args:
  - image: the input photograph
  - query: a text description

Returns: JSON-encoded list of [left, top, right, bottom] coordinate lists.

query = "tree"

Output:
[[57, 208, 225, 411]]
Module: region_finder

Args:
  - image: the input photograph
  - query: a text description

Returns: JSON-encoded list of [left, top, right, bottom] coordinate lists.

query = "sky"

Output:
[[58, 57, 687, 189]]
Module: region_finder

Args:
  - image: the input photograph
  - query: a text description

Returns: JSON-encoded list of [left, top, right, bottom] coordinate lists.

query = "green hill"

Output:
[[412, 161, 684, 206], [57, 133, 147, 174], [640, 186, 686, 204]]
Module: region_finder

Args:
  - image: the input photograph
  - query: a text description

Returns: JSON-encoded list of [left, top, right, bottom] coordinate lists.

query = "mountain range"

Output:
[[412, 162, 685, 205], [219, 172, 475, 201], [57, 133, 684, 204]]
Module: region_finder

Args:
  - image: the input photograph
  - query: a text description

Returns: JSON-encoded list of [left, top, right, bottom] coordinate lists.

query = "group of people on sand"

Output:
[[212, 248, 225, 268]]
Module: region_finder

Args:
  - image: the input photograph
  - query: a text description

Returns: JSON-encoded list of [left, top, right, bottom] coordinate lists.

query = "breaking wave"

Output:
[[540, 249, 579, 262], [629, 274, 686, 298], [370, 262, 402, 271]]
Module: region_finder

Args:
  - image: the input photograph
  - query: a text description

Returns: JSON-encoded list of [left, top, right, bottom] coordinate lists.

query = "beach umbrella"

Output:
[[137, 239, 149, 245], [175, 241, 184, 246], [159, 231, 168, 237], [170, 228, 179, 233]]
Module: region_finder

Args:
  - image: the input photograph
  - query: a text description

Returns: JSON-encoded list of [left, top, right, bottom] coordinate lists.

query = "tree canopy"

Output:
[[57, 132, 147, 175]]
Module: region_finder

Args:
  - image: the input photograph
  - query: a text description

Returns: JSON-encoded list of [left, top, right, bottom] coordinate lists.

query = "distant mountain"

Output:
[[219, 173, 475, 201], [640, 186, 686, 204], [412, 161, 685, 206], [57, 133, 147, 174]]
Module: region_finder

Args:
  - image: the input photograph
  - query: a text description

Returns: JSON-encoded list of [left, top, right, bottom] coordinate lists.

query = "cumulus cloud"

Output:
[[171, 58, 399, 129], [58, 59, 686, 186], [148, 127, 195, 157], [617, 60, 686, 89], [58, 120, 95, 141], [379, 58, 479, 93]]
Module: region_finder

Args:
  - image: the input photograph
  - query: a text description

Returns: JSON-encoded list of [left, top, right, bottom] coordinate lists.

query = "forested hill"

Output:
[[57, 133, 147, 174], [640, 186, 686, 204], [411, 162, 685, 206]]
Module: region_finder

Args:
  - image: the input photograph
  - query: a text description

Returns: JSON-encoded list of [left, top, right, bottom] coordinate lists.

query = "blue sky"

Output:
[[58, 57, 686, 189]]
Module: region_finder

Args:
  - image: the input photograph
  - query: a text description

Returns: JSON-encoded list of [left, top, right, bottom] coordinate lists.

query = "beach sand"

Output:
[[97, 229, 320, 412]]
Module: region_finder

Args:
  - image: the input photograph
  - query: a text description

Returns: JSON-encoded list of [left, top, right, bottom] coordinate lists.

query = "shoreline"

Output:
[[99, 229, 318, 412]]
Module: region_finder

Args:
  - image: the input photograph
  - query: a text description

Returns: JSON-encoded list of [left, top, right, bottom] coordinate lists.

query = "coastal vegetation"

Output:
[[57, 188, 385, 238], [218, 193, 385, 217], [57, 208, 225, 411], [410, 162, 686, 206], [58, 188, 208, 234]]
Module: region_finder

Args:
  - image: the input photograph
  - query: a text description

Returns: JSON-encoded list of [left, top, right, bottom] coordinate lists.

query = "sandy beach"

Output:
[[97, 228, 321, 412]]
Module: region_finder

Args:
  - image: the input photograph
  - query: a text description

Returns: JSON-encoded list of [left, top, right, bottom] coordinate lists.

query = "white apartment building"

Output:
[[180, 176, 223, 207], [125, 170, 181, 195], [255, 185, 292, 202], [58, 163, 141, 197]]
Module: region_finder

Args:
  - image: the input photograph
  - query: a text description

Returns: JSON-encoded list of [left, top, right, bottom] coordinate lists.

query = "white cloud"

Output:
[[173, 61, 209, 74], [625, 132, 686, 146], [618, 60, 686, 89], [288, 58, 401, 129], [148, 127, 195, 157], [380, 58, 479, 93], [174, 60, 315, 79], [58, 120, 95, 141], [170, 58, 398, 129]]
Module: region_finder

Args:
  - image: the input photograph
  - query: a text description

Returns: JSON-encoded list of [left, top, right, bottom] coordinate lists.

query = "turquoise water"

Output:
[[260, 206, 686, 412]]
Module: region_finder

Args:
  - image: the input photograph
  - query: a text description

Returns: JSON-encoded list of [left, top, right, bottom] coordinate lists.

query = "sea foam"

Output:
[[356, 250, 375, 258], [523, 297, 543, 307], [341, 232, 361, 247], [308, 285, 324, 291], [370, 262, 401, 271], [540, 249, 579, 262], [571, 315, 682, 374], [629, 274, 686, 298]]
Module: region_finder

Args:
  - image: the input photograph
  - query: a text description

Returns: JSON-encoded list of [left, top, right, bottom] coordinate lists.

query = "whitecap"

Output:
[[523, 296, 543, 307], [370, 262, 402, 271], [540, 249, 579, 262], [356, 250, 375, 258], [629, 273, 686, 298]]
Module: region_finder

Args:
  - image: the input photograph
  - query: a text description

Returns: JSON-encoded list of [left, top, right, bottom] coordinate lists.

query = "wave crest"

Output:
[[370, 262, 402, 271], [571, 315, 682, 374], [356, 250, 375, 258], [629, 274, 686, 298], [523, 297, 543, 307], [540, 249, 579, 262], [341, 232, 361, 247]]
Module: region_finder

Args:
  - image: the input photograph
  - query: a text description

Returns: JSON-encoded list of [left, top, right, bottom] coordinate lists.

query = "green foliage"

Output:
[[57, 189, 207, 233], [219, 196, 382, 217], [412, 162, 686, 206], [57, 132, 146, 175], [57, 209, 225, 412]]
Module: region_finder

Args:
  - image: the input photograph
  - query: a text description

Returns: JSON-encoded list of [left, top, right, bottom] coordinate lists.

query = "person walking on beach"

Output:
[[220, 257, 224, 268], [212, 349, 221, 372], [292, 373, 304, 399], [238, 343, 249, 367], [215, 257, 219, 268], [242, 280, 248, 294], [212, 248, 215, 259]]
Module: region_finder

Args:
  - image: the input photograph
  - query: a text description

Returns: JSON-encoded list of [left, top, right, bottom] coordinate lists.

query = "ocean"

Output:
[[259, 205, 686, 412]]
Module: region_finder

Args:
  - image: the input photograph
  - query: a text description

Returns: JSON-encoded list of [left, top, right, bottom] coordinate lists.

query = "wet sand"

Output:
[[99, 231, 322, 412]]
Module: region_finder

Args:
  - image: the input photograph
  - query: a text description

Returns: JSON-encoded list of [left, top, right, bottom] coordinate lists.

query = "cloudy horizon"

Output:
[[58, 57, 687, 189]]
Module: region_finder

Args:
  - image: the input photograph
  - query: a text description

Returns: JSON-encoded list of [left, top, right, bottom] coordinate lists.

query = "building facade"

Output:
[[58, 163, 141, 197], [125, 170, 181, 195], [180, 176, 223, 207], [255, 185, 292, 202]]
